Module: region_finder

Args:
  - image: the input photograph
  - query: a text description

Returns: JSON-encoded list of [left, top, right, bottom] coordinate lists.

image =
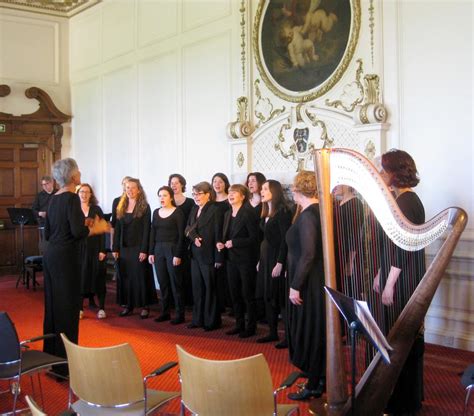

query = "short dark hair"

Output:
[[382, 149, 420, 188], [211, 172, 230, 193], [193, 181, 215, 202], [168, 174, 187, 192]]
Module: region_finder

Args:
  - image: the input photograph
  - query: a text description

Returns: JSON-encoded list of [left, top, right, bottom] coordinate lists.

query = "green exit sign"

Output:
[[0, 124, 5, 133]]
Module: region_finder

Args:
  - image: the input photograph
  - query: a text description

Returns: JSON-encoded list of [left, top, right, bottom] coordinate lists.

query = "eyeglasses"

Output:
[[78, 190, 91, 194], [191, 191, 206, 197]]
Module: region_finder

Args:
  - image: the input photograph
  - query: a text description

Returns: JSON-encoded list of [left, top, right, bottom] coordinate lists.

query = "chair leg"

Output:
[[180, 401, 186, 416], [11, 379, 20, 415], [38, 372, 45, 410], [465, 385, 473, 416]]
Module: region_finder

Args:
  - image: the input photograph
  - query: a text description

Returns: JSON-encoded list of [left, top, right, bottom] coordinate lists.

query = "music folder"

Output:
[[325, 286, 393, 364]]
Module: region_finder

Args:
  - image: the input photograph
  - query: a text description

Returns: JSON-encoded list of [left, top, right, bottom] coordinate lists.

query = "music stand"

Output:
[[7, 208, 37, 288], [324, 286, 393, 416]]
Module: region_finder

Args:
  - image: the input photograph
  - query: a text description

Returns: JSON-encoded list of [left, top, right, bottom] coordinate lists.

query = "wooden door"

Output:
[[0, 143, 52, 274]]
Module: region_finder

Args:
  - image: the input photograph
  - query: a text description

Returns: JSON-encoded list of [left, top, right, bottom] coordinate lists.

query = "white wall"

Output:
[[69, 0, 242, 213], [0, 8, 71, 154]]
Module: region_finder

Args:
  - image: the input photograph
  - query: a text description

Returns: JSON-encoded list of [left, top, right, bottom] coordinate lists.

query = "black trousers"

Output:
[[227, 261, 256, 331], [153, 242, 184, 318], [190, 259, 220, 328]]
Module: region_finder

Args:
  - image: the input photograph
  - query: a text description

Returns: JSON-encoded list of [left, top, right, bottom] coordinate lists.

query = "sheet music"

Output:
[[355, 300, 393, 364]]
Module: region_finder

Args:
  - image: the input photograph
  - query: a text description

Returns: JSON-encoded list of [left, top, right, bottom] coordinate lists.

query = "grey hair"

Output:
[[52, 158, 79, 187]]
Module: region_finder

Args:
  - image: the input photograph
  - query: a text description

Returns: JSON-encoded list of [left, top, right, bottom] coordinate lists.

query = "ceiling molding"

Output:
[[0, 0, 101, 18]]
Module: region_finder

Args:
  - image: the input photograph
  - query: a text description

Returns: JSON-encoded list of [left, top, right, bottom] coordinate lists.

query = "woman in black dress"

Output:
[[43, 158, 108, 378], [373, 149, 426, 414], [218, 184, 259, 338], [149, 186, 186, 325], [112, 178, 157, 319], [185, 181, 223, 331], [77, 183, 107, 319], [256, 180, 291, 345], [246, 172, 266, 217], [286, 170, 326, 401]]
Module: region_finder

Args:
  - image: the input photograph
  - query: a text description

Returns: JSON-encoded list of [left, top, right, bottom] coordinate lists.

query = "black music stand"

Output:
[[324, 286, 393, 416], [7, 208, 37, 288]]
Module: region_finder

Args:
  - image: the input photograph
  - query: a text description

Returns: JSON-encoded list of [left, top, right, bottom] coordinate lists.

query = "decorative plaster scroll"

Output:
[[353, 74, 387, 124], [325, 58, 364, 112], [226, 97, 254, 139], [254, 79, 286, 129], [275, 104, 333, 171]]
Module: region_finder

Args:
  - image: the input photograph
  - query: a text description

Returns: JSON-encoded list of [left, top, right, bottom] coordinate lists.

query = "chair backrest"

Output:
[[0, 312, 21, 380], [176, 345, 275, 416], [25, 395, 47, 416], [61, 334, 144, 407]]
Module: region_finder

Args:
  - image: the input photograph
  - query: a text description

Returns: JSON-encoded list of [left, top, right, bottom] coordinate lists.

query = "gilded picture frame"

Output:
[[253, 0, 361, 103]]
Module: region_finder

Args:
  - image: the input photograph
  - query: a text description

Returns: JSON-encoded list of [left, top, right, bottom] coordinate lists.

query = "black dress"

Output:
[[79, 205, 107, 300], [258, 208, 292, 335], [286, 203, 325, 387], [149, 208, 186, 319], [113, 205, 157, 309], [177, 197, 195, 305], [43, 192, 89, 376], [380, 191, 426, 414], [214, 200, 231, 310]]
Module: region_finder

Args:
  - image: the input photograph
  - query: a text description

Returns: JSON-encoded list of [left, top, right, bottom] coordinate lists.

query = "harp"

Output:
[[313, 148, 468, 415]]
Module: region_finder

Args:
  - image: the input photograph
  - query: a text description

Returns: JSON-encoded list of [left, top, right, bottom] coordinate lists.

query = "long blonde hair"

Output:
[[116, 178, 148, 219]]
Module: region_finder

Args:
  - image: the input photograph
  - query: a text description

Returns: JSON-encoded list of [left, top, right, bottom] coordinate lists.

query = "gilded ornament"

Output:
[[254, 79, 286, 128], [368, 0, 375, 67], [240, 0, 246, 91], [237, 152, 245, 168], [325, 59, 364, 112], [226, 97, 254, 139], [364, 140, 376, 160]]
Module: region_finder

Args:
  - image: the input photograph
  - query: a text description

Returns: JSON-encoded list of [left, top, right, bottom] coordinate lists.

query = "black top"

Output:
[[176, 197, 195, 223], [222, 204, 259, 264], [110, 195, 122, 228], [32, 189, 57, 226], [186, 202, 223, 265], [260, 208, 292, 265], [149, 208, 186, 257], [113, 204, 151, 253], [45, 192, 89, 245]]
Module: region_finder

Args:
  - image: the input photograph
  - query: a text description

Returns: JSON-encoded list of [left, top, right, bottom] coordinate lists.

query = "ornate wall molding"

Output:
[[226, 96, 254, 139], [325, 58, 364, 112], [253, 79, 286, 129]]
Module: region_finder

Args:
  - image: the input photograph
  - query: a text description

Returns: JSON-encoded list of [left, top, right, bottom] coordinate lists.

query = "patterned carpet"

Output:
[[0, 274, 472, 415]]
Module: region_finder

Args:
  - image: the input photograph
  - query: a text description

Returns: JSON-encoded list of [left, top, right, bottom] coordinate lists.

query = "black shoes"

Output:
[[238, 328, 256, 338], [140, 309, 150, 319], [204, 324, 221, 332], [288, 379, 326, 401], [275, 340, 288, 349], [256, 334, 279, 343], [225, 327, 242, 335], [154, 314, 170, 323], [170, 316, 185, 325], [119, 308, 133, 317]]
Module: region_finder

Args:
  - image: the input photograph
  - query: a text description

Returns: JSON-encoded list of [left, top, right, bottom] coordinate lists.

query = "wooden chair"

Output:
[[25, 395, 47, 416], [176, 345, 300, 416], [61, 334, 179, 415]]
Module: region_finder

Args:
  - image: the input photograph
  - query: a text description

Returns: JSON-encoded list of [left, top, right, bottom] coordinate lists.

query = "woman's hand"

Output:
[[138, 252, 147, 262], [373, 270, 380, 293], [215, 262, 222, 269], [271, 262, 283, 278], [224, 240, 233, 249], [289, 288, 303, 305], [88, 216, 111, 236], [173, 257, 181, 266], [256, 261, 259, 272], [194, 237, 202, 247], [112, 252, 119, 260], [98, 252, 106, 261], [148, 255, 155, 264], [216, 242, 225, 251], [382, 285, 394, 306]]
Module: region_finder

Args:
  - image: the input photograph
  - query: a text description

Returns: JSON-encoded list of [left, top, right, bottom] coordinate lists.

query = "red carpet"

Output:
[[1, 274, 473, 415]]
